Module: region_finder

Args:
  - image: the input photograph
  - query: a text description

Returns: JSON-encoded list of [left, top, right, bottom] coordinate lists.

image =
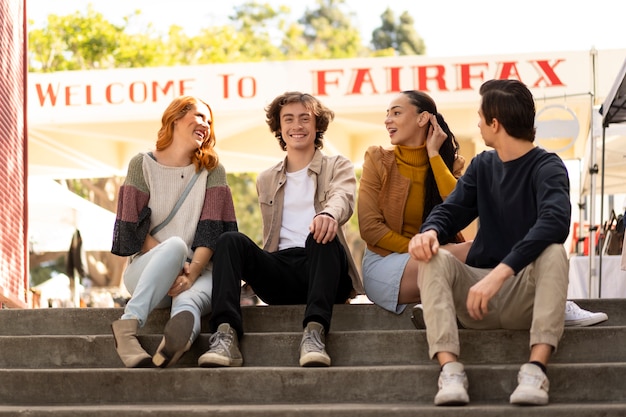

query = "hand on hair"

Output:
[[426, 113, 447, 158]]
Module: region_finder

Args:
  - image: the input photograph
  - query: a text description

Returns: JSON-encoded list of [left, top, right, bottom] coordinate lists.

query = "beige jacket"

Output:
[[256, 149, 364, 295]]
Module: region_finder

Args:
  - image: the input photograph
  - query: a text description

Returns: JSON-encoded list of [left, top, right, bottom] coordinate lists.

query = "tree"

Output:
[[28, 5, 139, 71], [299, 0, 366, 59], [371, 8, 425, 56]]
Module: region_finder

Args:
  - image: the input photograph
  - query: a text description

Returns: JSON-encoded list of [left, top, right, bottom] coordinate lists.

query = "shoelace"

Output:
[[208, 331, 233, 354], [566, 302, 590, 319], [439, 371, 466, 386], [300, 328, 325, 351]]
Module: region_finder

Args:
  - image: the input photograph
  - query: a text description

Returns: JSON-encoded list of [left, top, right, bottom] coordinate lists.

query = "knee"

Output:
[[161, 236, 188, 258], [535, 244, 567, 268], [217, 231, 245, 248], [418, 250, 454, 287]]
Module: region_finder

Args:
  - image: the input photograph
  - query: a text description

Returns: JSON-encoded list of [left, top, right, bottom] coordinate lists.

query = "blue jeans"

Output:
[[121, 236, 213, 344]]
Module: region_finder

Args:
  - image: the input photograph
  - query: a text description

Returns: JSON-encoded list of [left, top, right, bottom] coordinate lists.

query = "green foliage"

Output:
[[27, 1, 426, 71], [227, 172, 263, 246], [299, 0, 366, 59], [371, 7, 425, 56]]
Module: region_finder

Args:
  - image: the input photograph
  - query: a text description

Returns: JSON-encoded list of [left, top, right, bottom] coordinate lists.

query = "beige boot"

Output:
[[111, 319, 152, 368]]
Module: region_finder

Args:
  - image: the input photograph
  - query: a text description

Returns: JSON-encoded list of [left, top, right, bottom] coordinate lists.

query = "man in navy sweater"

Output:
[[408, 79, 570, 406]]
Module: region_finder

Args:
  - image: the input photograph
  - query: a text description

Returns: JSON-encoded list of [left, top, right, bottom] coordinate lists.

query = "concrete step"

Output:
[[0, 298, 622, 336], [1, 364, 625, 406], [1, 403, 626, 417], [1, 326, 625, 368], [1, 299, 624, 416]]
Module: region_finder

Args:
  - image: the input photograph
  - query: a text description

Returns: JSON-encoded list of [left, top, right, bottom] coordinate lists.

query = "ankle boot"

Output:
[[152, 311, 194, 368], [111, 319, 152, 368]]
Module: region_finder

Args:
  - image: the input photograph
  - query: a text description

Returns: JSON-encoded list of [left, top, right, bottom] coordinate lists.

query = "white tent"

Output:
[[27, 177, 115, 252]]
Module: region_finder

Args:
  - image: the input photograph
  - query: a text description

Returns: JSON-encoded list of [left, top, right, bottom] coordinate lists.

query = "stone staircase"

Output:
[[0, 298, 625, 416]]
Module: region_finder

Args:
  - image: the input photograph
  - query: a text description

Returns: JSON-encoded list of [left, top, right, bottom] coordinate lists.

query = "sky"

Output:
[[26, 0, 626, 57]]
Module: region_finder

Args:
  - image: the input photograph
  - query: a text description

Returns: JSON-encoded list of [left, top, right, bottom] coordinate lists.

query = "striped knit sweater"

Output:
[[111, 152, 238, 258]]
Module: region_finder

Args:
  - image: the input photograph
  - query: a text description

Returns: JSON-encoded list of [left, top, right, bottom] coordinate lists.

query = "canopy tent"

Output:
[[28, 177, 116, 252], [589, 57, 626, 296]]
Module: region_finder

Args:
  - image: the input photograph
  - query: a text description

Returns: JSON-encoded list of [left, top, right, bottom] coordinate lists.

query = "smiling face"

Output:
[[279, 102, 317, 152], [173, 101, 211, 151], [385, 93, 425, 147]]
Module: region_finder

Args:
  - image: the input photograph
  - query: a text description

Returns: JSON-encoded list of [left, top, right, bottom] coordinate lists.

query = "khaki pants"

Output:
[[417, 244, 568, 360]]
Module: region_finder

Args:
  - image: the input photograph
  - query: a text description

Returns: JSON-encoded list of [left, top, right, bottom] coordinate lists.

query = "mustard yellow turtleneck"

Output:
[[376, 144, 457, 253]]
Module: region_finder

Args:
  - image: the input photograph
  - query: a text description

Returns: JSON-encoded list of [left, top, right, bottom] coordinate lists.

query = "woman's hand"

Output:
[[168, 266, 193, 297], [425, 113, 447, 158]]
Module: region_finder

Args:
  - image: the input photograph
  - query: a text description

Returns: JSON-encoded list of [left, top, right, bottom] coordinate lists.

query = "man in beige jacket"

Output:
[[198, 91, 363, 368]]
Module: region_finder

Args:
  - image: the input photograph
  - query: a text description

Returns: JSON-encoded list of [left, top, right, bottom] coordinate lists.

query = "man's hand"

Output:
[[466, 263, 513, 320], [408, 229, 439, 261], [309, 213, 338, 244]]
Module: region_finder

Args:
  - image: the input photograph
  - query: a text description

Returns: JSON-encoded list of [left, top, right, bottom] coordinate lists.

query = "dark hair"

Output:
[[265, 91, 335, 151], [479, 79, 536, 142], [156, 95, 218, 171], [401, 90, 460, 222]]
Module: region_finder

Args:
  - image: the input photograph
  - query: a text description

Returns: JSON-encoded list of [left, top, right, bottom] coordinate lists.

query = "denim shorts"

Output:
[[362, 248, 410, 314]]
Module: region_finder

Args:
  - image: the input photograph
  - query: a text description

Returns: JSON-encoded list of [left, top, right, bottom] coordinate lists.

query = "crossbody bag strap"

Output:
[[150, 168, 203, 236]]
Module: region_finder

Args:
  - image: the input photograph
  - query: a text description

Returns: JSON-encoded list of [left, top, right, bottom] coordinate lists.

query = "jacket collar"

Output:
[[274, 149, 323, 175]]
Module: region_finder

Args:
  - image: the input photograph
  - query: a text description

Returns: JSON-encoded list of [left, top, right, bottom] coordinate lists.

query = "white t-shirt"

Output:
[[279, 166, 316, 250]]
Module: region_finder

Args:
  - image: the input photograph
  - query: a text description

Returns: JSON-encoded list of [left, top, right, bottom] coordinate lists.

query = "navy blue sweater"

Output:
[[420, 146, 571, 274]]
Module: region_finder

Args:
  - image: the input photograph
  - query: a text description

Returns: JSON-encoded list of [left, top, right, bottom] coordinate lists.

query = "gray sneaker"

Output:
[[510, 363, 549, 405], [299, 322, 331, 367], [434, 361, 469, 406], [198, 323, 243, 367]]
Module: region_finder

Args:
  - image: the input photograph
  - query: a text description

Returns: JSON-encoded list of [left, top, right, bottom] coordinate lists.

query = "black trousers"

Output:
[[209, 231, 352, 338]]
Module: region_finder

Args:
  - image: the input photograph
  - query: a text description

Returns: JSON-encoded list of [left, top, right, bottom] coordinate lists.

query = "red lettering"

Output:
[[35, 84, 60, 106], [64, 85, 79, 106], [495, 62, 523, 81], [416, 65, 448, 92], [531, 59, 565, 87], [237, 77, 256, 98], [85, 85, 102, 105], [220, 74, 232, 98], [106, 83, 123, 104], [349, 68, 378, 94], [313, 69, 343, 96], [129, 82, 147, 103], [456, 63, 489, 90], [385, 67, 402, 93], [152, 81, 174, 99], [179, 79, 193, 95]]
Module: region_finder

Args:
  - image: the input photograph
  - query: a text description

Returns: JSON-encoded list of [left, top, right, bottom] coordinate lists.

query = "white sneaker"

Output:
[[434, 362, 469, 406], [564, 301, 608, 327], [510, 363, 549, 405]]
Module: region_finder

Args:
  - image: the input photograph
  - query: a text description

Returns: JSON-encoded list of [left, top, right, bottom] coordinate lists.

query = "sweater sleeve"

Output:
[[111, 154, 151, 256], [431, 154, 458, 199], [192, 164, 238, 251]]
